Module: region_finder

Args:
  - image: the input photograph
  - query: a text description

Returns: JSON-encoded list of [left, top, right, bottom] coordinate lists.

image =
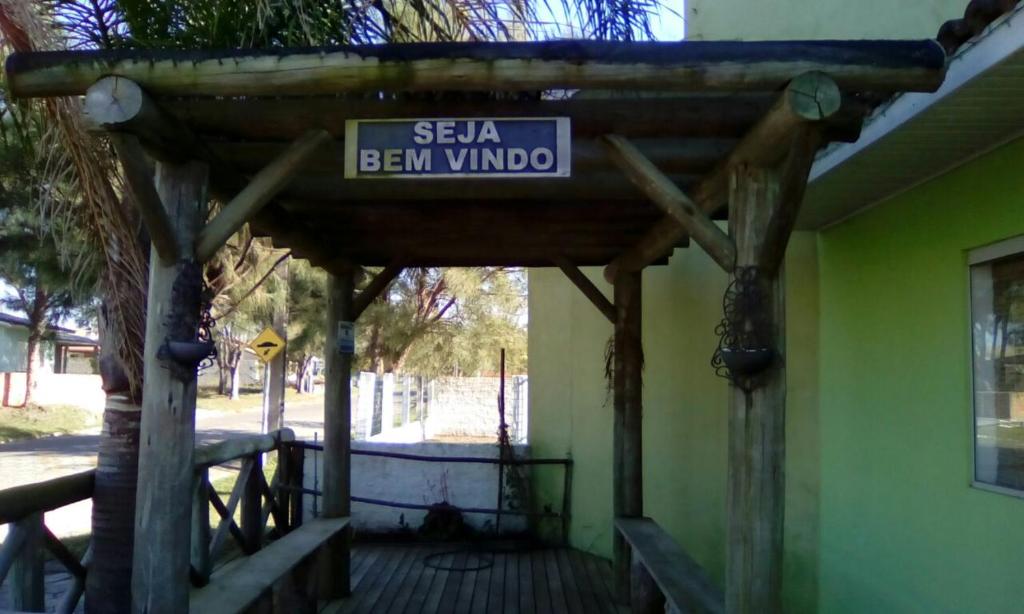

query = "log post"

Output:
[[131, 160, 208, 613], [612, 269, 643, 603], [286, 443, 305, 529], [725, 165, 786, 614], [320, 269, 354, 597], [10, 512, 44, 612]]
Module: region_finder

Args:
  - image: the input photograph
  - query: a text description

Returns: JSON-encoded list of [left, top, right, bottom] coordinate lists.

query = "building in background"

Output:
[[0, 312, 101, 408], [529, 2, 1024, 612]]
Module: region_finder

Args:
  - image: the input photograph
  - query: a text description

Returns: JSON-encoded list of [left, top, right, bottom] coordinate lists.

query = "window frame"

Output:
[[968, 234, 1024, 498]]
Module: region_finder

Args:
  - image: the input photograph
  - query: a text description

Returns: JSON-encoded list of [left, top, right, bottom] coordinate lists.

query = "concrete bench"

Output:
[[615, 517, 724, 614], [190, 516, 350, 614]]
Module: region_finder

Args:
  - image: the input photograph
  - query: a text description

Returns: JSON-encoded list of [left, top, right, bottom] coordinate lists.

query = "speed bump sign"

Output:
[[250, 327, 285, 363]]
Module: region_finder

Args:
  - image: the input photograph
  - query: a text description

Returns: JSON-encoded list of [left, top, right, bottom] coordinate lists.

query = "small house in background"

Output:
[[0, 312, 102, 408]]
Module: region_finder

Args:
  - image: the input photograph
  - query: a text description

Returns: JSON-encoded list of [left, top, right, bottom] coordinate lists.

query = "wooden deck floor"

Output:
[[322, 543, 627, 614]]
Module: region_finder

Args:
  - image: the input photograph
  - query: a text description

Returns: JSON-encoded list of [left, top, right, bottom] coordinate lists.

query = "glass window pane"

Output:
[[971, 250, 1024, 491]]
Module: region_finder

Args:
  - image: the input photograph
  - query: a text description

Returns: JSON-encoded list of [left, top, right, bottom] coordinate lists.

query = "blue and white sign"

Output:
[[344, 118, 571, 179], [337, 321, 355, 355]]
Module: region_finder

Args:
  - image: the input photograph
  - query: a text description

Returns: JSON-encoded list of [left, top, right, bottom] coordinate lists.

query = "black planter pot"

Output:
[[720, 347, 776, 377]]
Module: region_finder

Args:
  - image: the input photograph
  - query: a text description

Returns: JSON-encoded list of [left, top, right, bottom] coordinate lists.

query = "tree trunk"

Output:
[[217, 364, 229, 396], [22, 287, 48, 407], [85, 394, 140, 614], [87, 304, 142, 614], [230, 363, 240, 400], [295, 356, 308, 394], [22, 331, 39, 407]]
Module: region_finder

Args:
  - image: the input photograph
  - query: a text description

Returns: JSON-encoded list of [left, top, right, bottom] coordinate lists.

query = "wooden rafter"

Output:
[[195, 129, 332, 262], [8, 40, 945, 98], [603, 71, 842, 282], [352, 261, 404, 320], [553, 256, 615, 324], [603, 134, 737, 273]]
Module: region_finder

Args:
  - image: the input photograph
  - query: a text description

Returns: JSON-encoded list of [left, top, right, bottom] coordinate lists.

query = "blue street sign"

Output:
[[344, 118, 571, 179]]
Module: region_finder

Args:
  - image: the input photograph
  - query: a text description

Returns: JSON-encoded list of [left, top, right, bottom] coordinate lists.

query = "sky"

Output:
[[537, 2, 686, 40], [650, 3, 686, 40]]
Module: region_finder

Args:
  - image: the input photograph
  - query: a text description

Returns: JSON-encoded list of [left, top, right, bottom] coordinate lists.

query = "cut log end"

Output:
[[786, 72, 842, 121], [83, 76, 144, 127]]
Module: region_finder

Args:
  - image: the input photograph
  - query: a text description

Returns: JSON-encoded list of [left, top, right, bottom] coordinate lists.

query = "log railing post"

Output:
[[321, 269, 354, 597], [725, 165, 786, 614], [282, 442, 305, 530], [612, 269, 643, 603], [191, 468, 211, 581], [10, 512, 44, 612], [131, 159, 208, 613], [240, 454, 264, 552]]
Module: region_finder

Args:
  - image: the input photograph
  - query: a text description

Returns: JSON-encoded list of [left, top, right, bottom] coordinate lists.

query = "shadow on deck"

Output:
[[322, 543, 625, 614]]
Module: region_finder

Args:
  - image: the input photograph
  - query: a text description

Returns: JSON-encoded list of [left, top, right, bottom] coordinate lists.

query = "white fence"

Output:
[[352, 374, 528, 444], [302, 441, 530, 534]]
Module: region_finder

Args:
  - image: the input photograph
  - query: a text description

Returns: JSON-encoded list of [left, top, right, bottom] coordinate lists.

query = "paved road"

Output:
[[0, 397, 327, 539]]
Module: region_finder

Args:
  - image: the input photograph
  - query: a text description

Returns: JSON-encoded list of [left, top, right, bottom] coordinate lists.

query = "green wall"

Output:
[[528, 230, 823, 612], [684, 0, 960, 40], [528, 140, 1024, 613], [817, 138, 1024, 613]]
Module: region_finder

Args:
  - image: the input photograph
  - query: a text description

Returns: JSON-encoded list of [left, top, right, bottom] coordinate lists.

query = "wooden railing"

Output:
[[0, 429, 304, 611], [0, 471, 95, 613], [190, 428, 303, 586]]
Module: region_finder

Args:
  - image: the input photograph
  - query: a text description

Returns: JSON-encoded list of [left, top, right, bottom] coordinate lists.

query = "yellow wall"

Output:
[[685, 0, 962, 40], [528, 232, 822, 611]]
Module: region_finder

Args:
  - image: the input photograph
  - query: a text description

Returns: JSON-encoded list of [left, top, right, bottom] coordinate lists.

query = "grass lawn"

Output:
[[197, 386, 321, 413], [0, 404, 101, 444]]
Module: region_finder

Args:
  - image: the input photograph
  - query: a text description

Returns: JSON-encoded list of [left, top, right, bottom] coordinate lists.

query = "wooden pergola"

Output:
[[7, 39, 945, 614]]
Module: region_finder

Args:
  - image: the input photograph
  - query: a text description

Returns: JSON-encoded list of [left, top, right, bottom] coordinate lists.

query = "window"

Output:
[[970, 236, 1024, 493]]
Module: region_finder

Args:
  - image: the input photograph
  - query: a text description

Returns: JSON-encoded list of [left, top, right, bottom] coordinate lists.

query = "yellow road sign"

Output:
[[249, 327, 285, 363]]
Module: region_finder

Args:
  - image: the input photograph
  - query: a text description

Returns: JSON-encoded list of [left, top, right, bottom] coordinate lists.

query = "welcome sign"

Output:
[[344, 118, 571, 179]]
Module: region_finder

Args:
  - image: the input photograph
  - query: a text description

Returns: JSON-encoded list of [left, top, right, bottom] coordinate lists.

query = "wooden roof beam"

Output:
[[195, 129, 331, 262], [84, 76, 204, 163], [603, 134, 736, 273], [171, 96, 866, 143], [603, 72, 842, 283], [8, 40, 945, 98]]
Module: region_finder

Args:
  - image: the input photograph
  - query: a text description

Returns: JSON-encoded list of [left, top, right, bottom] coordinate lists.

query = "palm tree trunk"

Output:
[[85, 393, 140, 614]]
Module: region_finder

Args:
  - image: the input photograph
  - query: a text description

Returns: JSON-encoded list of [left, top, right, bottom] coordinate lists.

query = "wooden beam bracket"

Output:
[[757, 127, 823, 273], [196, 129, 332, 262], [110, 133, 179, 264], [552, 256, 615, 324], [603, 71, 841, 283], [603, 134, 736, 274], [351, 261, 404, 321]]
